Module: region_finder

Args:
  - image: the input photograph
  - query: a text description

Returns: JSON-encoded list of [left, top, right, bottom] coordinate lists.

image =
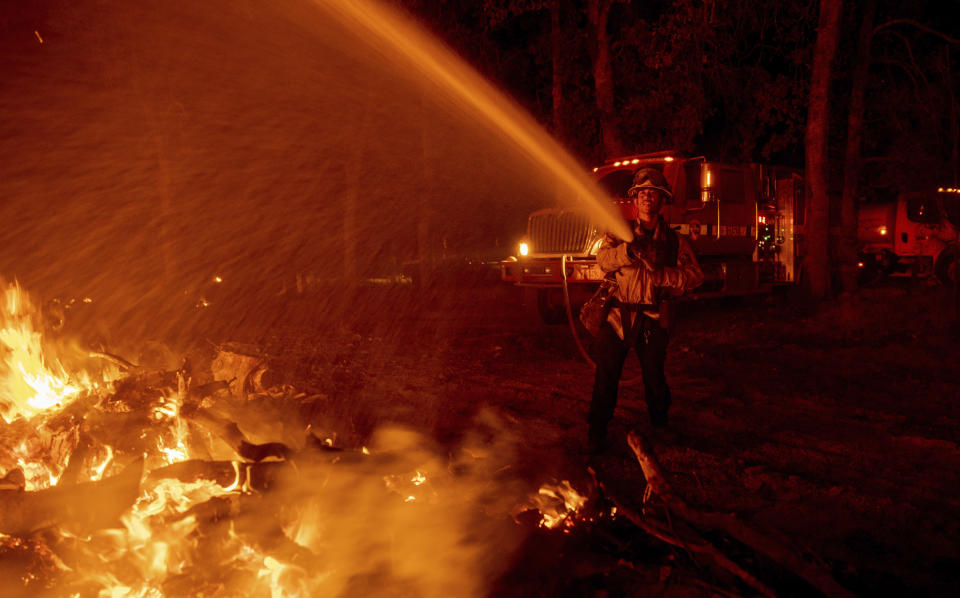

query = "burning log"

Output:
[[148, 459, 292, 492], [0, 458, 141, 536], [177, 494, 322, 568], [626, 431, 856, 598], [88, 350, 140, 373]]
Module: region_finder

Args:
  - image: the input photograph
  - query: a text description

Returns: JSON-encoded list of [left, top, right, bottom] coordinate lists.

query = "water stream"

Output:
[[1, 0, 625, 340]]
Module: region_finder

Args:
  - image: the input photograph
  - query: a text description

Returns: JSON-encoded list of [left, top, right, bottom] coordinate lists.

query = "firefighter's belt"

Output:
[[608, 299, 654, 311], [609, 299, 656, 346]]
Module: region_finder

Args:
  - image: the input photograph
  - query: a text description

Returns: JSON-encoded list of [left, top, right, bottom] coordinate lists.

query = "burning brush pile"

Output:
[[0, 280, 588, 597], [1, 278, 859, 597]]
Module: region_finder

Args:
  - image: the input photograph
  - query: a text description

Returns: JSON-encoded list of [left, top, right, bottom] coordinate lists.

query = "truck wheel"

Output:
[[537, 289, 568, 325], [935, 247, 960, 285]]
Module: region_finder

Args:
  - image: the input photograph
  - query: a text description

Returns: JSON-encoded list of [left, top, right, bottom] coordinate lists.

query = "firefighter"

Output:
[[588, 167, 703, 452]]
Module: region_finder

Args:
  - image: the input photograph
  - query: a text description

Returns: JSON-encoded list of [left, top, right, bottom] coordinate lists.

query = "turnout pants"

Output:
[[588, 313, 671, 443]]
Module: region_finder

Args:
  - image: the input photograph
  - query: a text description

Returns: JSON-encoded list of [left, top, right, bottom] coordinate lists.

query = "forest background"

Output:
[[404, 0, 960, 297]]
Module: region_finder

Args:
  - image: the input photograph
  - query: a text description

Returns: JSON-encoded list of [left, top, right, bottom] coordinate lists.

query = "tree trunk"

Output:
[[838, 0, 875, 294], [947, 47, 959, 186], [550, 0, 566, 143], [804, 0, 843, 300], [587, 0, 624, 159]]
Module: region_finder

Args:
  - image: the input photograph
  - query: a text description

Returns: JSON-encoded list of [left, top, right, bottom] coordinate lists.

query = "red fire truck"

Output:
[[857, 188, 960, 283], [500, 152, 804, 323]]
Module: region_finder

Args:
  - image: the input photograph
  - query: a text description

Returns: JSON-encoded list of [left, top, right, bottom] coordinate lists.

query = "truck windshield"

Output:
[[597, 169, 637, 199], [906, 196, 941, 224], [942, 196, 960, 227]]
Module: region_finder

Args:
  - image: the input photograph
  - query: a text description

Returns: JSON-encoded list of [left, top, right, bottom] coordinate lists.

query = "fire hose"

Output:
[[560, 255, 642, 387]]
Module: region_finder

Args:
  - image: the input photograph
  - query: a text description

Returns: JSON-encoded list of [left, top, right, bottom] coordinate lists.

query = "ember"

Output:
[[529, 480, 588, 530]]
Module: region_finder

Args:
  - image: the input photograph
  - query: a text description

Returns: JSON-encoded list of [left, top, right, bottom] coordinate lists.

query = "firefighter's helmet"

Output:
[[627, 167, 672, 203]]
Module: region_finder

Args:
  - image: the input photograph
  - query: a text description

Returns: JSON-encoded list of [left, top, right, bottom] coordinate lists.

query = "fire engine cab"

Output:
[[857, 188, 960, 283], [500, 152, 804, 323]]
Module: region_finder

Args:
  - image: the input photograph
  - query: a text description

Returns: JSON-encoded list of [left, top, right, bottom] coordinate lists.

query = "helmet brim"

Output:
[[627, 185, 673, 200]]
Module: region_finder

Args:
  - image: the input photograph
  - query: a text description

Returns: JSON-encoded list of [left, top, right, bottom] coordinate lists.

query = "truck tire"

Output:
[[935, 246, 960, 285], [537, 289, 568, 325]]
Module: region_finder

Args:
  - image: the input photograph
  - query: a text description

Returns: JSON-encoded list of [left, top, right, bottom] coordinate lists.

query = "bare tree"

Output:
[[549, 0, 567, 142], [804, 0, 843, 299], [586, 0, 625, 158]]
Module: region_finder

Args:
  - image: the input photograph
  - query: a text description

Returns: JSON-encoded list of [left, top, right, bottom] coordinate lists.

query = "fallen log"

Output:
[[0, 458, 142, 536], [627, 431, 856, 598], [588, 466, 777, 597]]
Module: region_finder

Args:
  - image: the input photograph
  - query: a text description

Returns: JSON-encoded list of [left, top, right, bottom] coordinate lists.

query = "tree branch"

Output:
[[873, 19, 960, 45], [627, 431, 857, 598]]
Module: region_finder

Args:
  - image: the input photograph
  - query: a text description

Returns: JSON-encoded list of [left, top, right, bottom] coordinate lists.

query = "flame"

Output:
[[531, 480, 587, 529], [1, 281, 525, 596], [0, 281, 117, 424], [89, 445, 114, 482], [90, 478, 237, 592], [0, 282, 82, 422], [14, 439, 65, 490]]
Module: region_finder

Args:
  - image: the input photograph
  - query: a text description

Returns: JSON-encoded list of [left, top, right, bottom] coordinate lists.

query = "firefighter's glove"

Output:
[[629, 231, 654, 254], [627, 248, 657, 272], [627, 235, 657, 271]]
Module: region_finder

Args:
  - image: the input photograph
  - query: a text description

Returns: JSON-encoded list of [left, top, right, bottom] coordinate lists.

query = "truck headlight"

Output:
[[519, 242, 529, 256]]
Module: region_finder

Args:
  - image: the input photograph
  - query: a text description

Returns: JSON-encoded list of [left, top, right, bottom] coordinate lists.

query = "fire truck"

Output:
[[500, 152, 804, 323], [857, 188, 960, 283]]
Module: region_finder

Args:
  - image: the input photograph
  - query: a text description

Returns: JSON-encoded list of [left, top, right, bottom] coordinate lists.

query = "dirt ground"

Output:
[[190, 273, 960, 597]]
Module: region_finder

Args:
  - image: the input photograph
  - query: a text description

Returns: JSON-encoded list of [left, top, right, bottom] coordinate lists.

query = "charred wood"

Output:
[[589, 466, 777, 597]]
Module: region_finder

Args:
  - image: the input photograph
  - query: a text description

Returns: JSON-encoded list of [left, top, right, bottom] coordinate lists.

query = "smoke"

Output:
[[273, 418, 527, 598], [50, 412, 530, 597]]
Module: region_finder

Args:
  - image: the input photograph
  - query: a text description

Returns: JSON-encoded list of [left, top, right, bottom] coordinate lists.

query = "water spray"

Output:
[[314, 0, 633, 241]]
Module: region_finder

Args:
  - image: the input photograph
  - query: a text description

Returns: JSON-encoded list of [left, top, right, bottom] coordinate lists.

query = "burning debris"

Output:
[[0, 281, 530, 597], [1, 279, 857, 597]]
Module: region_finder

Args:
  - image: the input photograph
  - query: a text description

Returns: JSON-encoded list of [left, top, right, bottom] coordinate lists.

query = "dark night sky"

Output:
[[402, 0, 960, 192]]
